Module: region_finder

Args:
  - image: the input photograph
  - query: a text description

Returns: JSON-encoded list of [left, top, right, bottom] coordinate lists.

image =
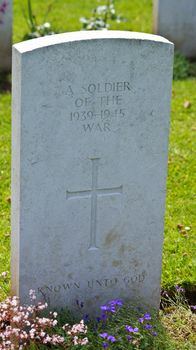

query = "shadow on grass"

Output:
[[173, 51, 196, 80], [0, 72, 11, 92], [161, 284, 196, 309], [189, 60, 196, 78], [184, 284, 196, 305]]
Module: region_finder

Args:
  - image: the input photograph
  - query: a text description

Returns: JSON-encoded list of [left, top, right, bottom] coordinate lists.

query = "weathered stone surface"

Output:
[[0, 0, 12, 72], [154, 0, 196, 58], [12, 31, 173, 314]]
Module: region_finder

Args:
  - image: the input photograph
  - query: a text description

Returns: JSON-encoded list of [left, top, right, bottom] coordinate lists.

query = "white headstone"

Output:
[[154, 0, 196, 58], [12, 31, 173, 314], [0, 0, 12, 72]]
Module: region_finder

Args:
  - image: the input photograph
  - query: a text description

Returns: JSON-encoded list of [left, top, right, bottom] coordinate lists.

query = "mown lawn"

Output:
[[163, 80, 196, 290], [0, 92, 11, 299], [0, 1, 195, 348]]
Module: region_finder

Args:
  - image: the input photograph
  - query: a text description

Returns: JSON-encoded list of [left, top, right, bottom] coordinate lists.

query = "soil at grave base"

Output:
[[185, 288, 196, 305], [160, 285, 196, 310]]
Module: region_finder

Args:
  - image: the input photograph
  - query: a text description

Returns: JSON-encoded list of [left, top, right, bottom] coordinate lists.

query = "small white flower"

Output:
[[81, 337, 89, 345], [44, 22, 51, 29], [1, 272, 7, 278], [40, 331, 46, 337]]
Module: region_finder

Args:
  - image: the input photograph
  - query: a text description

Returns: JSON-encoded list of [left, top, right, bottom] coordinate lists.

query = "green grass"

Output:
[[0, 0, 195, 348], [0, 92, 11, 299], [162, 80, 196, 289]]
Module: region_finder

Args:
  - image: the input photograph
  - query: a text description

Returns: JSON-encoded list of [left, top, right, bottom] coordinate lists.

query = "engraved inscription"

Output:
[[37, 271, 147, 297], [67, 81, 133, 133], [66, 158, 122, 250]]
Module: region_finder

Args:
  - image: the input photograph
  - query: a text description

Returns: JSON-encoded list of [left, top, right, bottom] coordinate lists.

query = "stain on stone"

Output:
[[112, 260, 122, 267], [130, 259, 140, 268], [127, 244, 134, 252], [119, 244, 126, 255], [104, 230, 120, 247]]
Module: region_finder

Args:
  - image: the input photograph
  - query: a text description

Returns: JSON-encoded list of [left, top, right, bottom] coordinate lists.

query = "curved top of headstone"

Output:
[[12, 27, 174, 313], [13, 30, 173, 54]]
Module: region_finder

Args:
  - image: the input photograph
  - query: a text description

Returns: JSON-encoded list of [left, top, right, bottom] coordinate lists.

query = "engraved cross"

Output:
[[66, 158, 123, 250]]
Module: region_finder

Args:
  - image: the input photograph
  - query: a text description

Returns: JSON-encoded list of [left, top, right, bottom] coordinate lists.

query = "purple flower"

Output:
[[138, 312, 151, 324], [102, 343, 108, 348], [153, 331, 157, 336], [101, 305, 110, 311], [175, 285, 184, 293], [145, 324, 153, 330], [127, 335, 133, 341], [109, 306, 116, 313], [101, 304, 116, 313], [100, 299, 123, 315], [143, 313, 151, 321], [125, 325, 139, 333], [99, 332, 108, 339], [107, 335, 116, 343], [108, 299, 123, 306], [101, 313, 108, 321]]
